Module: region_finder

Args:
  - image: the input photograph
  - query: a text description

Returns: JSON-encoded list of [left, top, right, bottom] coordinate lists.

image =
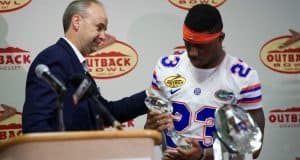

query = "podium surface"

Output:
[[0, 129, 162, 160]]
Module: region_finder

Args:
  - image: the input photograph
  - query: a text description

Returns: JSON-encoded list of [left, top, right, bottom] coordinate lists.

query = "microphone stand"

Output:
[[71, 72, 122, 130], [56, 92, 66, 131], [91, 96, 122, 130]]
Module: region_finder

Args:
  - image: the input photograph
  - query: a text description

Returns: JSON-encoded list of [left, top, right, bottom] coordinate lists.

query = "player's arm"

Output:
[[239, 77, 265, 158], [232, 62, 265, 159]]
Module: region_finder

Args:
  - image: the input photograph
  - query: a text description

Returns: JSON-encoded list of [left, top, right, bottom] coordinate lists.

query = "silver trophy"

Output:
[[145, 96, 192, 150], [214, 103, 262, 160]]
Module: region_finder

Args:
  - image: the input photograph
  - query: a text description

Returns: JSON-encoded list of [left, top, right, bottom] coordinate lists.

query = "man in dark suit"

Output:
[[22, 0, 158, 133]]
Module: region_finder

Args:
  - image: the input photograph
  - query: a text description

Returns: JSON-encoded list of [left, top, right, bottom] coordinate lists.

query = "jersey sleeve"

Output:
[[236, 68, 263, 110], [149, 56, 168, 100]]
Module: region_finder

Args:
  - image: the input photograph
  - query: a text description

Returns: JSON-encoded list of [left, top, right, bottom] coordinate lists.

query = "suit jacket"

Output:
[[22, 38, 148, 133]]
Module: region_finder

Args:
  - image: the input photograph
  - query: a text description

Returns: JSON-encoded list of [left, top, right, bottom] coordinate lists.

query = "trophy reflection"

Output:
[[214, 103, 262, 160], [145, 96, 192, 150]]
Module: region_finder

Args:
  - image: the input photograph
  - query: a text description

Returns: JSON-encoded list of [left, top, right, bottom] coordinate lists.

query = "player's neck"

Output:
[[212, 49, 225, 67], [202, 49, 225, 69]]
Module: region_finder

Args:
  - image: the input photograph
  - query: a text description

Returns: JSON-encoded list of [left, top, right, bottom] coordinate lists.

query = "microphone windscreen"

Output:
[[35, 64, 49, 78]]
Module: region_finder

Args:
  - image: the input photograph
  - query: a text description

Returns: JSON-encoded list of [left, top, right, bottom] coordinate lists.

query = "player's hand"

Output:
[[163, 138, 206, 160], [144, 110, 173, 132]]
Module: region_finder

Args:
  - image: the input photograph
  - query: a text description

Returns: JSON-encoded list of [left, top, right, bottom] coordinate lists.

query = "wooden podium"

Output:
[[0, 129, 162, 160]]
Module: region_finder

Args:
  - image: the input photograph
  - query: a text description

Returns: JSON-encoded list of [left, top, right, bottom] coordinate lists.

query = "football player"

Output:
[[144, 4, 265, 160]]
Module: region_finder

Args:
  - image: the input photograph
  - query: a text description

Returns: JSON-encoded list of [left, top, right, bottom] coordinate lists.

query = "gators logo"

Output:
[[214, 89, 235, 104]]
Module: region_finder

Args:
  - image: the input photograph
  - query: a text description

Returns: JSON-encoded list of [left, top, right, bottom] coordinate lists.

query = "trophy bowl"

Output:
[[214, 104, 262, 154], [144, 95, 192, 149], [144, 96, 172, 113]]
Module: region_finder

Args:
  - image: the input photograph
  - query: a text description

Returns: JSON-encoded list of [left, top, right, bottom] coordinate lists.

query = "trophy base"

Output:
[[223, 153, 252, 160], [213, 138, 253, 160]]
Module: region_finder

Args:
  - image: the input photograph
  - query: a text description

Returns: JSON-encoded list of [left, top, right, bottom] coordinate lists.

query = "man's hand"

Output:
[[163, 138, 214, 160], [164, 138, 202, 160], [144, 110, 173, 132]]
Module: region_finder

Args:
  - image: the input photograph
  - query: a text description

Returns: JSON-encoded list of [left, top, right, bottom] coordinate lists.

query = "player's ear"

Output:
[[219, 32, 225, 42]]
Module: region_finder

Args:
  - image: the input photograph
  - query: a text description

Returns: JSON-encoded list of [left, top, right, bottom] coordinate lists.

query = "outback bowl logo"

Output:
[[0, 0, 31, 13], [85, 41, 138, 79], [268, 107, 300, 128], [164, 75, 186, 88], [260, 30, 300, 74], [168, 0, 226, 10], [0, 104, 22, 143], [0, 47, 31, 70]]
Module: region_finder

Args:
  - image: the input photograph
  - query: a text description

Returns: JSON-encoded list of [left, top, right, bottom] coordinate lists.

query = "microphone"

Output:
[[71, 74, 98, 103], [35, 64, 67, 95], [71, 75, 122, 130], [72, 78, 92, 105]]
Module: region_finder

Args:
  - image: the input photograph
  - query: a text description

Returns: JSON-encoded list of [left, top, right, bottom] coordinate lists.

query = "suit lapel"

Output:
[[57, 38, 85, 73]]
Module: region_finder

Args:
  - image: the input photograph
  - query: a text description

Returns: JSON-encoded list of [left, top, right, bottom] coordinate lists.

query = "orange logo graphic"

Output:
[[85, 41, 138, 79], [105, 120, 135, 129], [168, 0, 226, 10], [260, 29, 300, 74], [173, 46, 186, 55], [0, 47, 31, 70], [0, 104, 22, 143], [0, 0, 31, 13]]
